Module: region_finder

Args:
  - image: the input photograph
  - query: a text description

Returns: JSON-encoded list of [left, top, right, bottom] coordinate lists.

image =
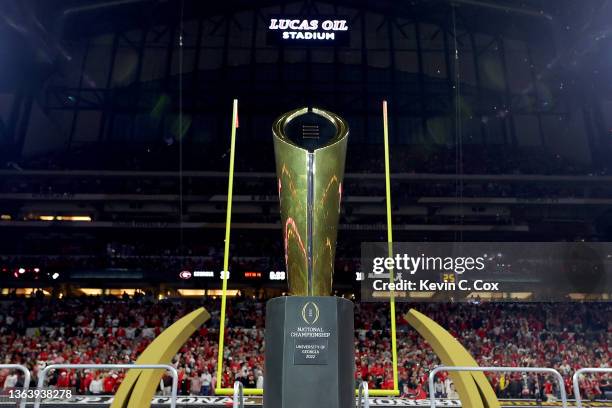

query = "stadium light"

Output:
[[38, 215, 92, 222], [177, 289, 205, 296], [56, 215, 92, 221]]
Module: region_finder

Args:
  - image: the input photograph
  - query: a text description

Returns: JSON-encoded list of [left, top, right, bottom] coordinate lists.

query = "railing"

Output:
[[34, 363, 178, 408], [0, 364, 31, 408], [572, 367, 612, 408], [233, 381, 245, 408], [427, 366, 567, 408], [357, 380, 370, 408], [6, 361, 607, 408]]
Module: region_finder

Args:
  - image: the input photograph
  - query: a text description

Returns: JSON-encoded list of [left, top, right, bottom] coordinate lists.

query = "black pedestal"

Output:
[[263, 296, 355, 408]]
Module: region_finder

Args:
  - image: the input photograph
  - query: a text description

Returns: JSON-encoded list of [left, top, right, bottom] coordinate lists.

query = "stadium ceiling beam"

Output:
[[450, 0, 552, 19], [4, 192, 612, 208], [48, 0, 552, 42], [0, 220, 531, 231], [2, 169, 612, 183]]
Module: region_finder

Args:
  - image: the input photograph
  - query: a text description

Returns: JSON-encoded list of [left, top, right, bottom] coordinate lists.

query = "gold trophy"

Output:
[[265, 107, 353, 408], [272, 107, 349, 296]]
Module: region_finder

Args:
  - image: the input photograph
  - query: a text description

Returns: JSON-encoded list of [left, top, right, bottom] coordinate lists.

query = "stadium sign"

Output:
[[267, 16, 349, 45], [193, 270, 214, 278], [269, 271, 286, 280]]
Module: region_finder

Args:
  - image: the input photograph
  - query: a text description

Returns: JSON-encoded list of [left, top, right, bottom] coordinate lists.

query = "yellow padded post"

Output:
[[405, 309, 500, 408], [111, 307, 210, 408]]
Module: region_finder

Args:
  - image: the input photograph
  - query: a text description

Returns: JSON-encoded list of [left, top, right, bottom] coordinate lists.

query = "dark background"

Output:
[[0, 0, 612, 297]]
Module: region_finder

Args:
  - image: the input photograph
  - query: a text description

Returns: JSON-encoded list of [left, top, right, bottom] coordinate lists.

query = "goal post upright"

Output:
[[383, 100, 400, 396], [215, 100, 399, 397], [216, 99, 238, 393]]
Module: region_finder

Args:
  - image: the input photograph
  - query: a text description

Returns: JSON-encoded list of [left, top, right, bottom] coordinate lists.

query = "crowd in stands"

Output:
[[0, 295, 608, 400]]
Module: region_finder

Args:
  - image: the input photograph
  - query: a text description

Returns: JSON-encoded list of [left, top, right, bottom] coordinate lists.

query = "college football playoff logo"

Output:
[[301, 301, 320, 325]]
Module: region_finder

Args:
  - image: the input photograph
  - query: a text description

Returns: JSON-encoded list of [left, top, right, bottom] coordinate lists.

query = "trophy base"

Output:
[[263, 296, 355, 408]]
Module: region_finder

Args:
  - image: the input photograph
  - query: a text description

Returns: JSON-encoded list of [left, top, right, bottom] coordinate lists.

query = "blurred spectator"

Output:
[[0, 295, 608, 399]]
